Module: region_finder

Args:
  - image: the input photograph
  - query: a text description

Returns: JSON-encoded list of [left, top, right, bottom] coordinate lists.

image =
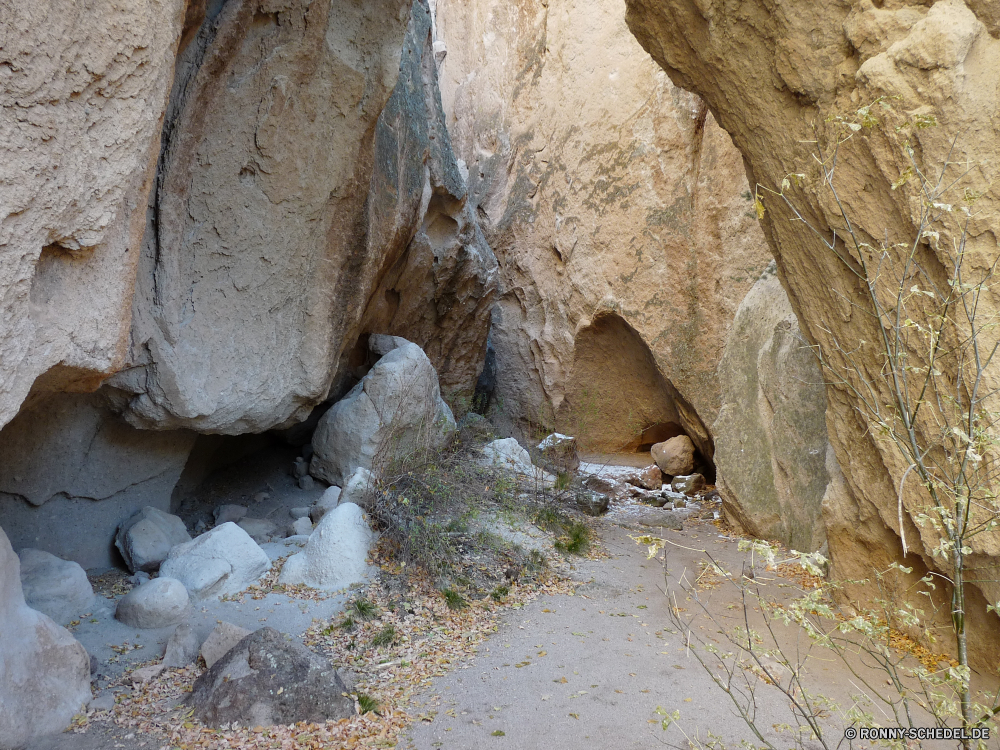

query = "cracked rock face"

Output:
[[434, 0, 771, 451], [624, 0, 1000, 664]]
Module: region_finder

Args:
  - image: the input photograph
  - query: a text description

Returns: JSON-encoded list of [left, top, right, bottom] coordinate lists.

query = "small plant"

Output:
[[337, 615, 356, 632], [442, 588, 469, 611], [554, 522, 590, 555], [371, 625, 397, 647], [491, 585, 509, 602], [555, 471, 572, 491], [350, 598, 379, 620], [356, 693, 380, 715]]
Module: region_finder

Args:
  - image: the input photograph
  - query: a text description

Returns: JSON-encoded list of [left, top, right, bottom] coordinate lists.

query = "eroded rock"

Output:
[[115, 577, 189, 629], [652, 436, 695, 476], [278, 503, 374, 593], [18, 548, 95, 626], [116, 506, 192, 574], [159, 523, 270, 601]]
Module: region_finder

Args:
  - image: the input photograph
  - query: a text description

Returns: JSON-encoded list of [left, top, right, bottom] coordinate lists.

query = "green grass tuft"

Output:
[[442, 587, 469, 611], [357, 693, 380, 714], [351, 598, 379, 620], [371, 625, 398, 647]]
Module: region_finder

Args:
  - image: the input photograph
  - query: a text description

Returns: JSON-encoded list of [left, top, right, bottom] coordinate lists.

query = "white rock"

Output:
[[310, 486, 342, 522], [163, 622, 201, 668], [200, 622, 251, 669], [309, 340, 456, 486], [290, 507, 312, 520], [481, 438, 556, 486], [0, 526, 90, 748], [18, 549, 95, 625], [159, 523, 270, 600], [115, 577, 189, 629], [339, 467, 375, 509], [115, 506, 192, 573], [278, 503, 374, 592], [291, 517, 314, 536], [130, 663, 166, 684]]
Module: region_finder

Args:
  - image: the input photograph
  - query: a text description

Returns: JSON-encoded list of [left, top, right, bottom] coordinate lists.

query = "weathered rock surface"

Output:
[[310, 486, 342, 523], [115, 576, 189, 630], [163, 622, 201, 669], [213, 505, 248, 526], [279, 503, 374, 592], [110, 0, 493, 434], [310, 340, 455, 486], [434, 0, 771, 452], [159, 523, 270, 601], [0, 526, 90, 748], [652, 436, 695, 477], [0, 391, 196, 569], [624, 0, 1000, 663], [237, 518, 280, 545], [17, 548, 95, 626], [116, 505, 192, 573], [481, 438, 556, 486], [0, 0, 187, 431], [670, 474, 706, 497], [200, 622, 252, 670], [537, 433, 580, 474], [187, 627, 354, 728], [713, 266, 834, 552]]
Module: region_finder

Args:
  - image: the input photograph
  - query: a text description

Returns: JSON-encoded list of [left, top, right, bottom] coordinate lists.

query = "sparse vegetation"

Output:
[[441, 587, 469, 611], [371, 625, 398, 648], [356, 693, 380, 715]]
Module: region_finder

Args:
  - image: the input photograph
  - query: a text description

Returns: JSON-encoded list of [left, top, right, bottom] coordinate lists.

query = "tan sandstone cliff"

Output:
[[625, 0, 1000, 665]]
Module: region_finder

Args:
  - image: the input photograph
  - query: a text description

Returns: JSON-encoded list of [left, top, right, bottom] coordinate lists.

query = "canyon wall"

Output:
[[626, 0, 1000, 664], [433, 0, 772, 455]]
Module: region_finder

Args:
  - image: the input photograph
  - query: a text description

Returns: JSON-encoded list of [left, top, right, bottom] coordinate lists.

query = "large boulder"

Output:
[[0, 391, 196, 570], [651, 435, 695, 476], [310, 339, 456, 486], [115, 577, 189, 629], [18, 549, 95, 625], [537, 433, 580, 474], [713, 266, 834, 552], [200, 622, 252, 670], [278, 503, 374, 593], [159, 523, 270, 601], [187, 627, 354, 728], [0, 526, 91, 748], [434, 0, 770, 451], [481, 438, 556, 486], [115, 505, 192, 573], [113, 0, 495, 434]]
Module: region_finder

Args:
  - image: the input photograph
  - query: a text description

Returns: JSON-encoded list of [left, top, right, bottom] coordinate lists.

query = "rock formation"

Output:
[[434, 0, 772, 452], [625, 0, 1000, 663]]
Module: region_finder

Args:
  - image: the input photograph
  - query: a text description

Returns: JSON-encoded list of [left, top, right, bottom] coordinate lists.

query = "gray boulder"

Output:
[[481, 438, 556, 486], [0, 526, 90, 749], [163, 622, 201, 668], [18, 548, 95, 625], [115, 506, 192, 573], [159, 523, 270, 600], [187, 627, 354, 728], [200, 621, 252, 669], [213, 504, 248, 526], [309, 485, 342, 522], [309, 339, 456, 486], [291, 517, 313, 536], [338, 467, 374, 509], [279, 503, 373, 592], [671, 474, 706, 495], [115, 577, 189, 629], [575, 492, 609, 516], [537, 433, 580, 474]]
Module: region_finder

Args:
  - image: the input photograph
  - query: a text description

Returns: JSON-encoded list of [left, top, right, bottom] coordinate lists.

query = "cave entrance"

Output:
[[555, 312, 714, 478]]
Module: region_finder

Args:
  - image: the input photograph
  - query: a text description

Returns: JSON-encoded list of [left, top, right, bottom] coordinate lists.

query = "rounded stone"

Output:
[[115, 577, 189, 629]]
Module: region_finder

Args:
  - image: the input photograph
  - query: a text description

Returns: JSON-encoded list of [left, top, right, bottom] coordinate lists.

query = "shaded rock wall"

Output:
[[714, 263, 841, 553], [625, 0, 1000, 663], [434, 0, 771, 451], [0, 0, 187, 430]]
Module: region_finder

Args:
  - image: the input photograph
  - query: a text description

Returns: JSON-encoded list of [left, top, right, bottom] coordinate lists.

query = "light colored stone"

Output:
[[88, 692, 116, 712], [278, 503, 374, 593], [213, 505, 248, 526], [237, 518, 279, 544], [537, 433, 580, 474], [0, 525, 90, 748], [625, 465, 664, 492], [159, 523, 270, 601], [310, 341, 456, 486], [115, 577, 189, 630], [339, 468, 376, 510], [652, 436, 695, 476], [671, 474, 706, 497], [310, 486, 342, 523], [115, 0, 494, 434], [116, 505, 192, 573], [713, 267, 832, 552], [435, 0, 770, 453], [18, 548, 95, 625], [200, 622, 252, 670], [290, 507, 312, 521], [481, 438, 556, 487], [0, 391, 195, 569], [291, 517, 314, 537], [0, 0, 187, 431], [163, 622, 201, 669], [131, 663, 167, 685]]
